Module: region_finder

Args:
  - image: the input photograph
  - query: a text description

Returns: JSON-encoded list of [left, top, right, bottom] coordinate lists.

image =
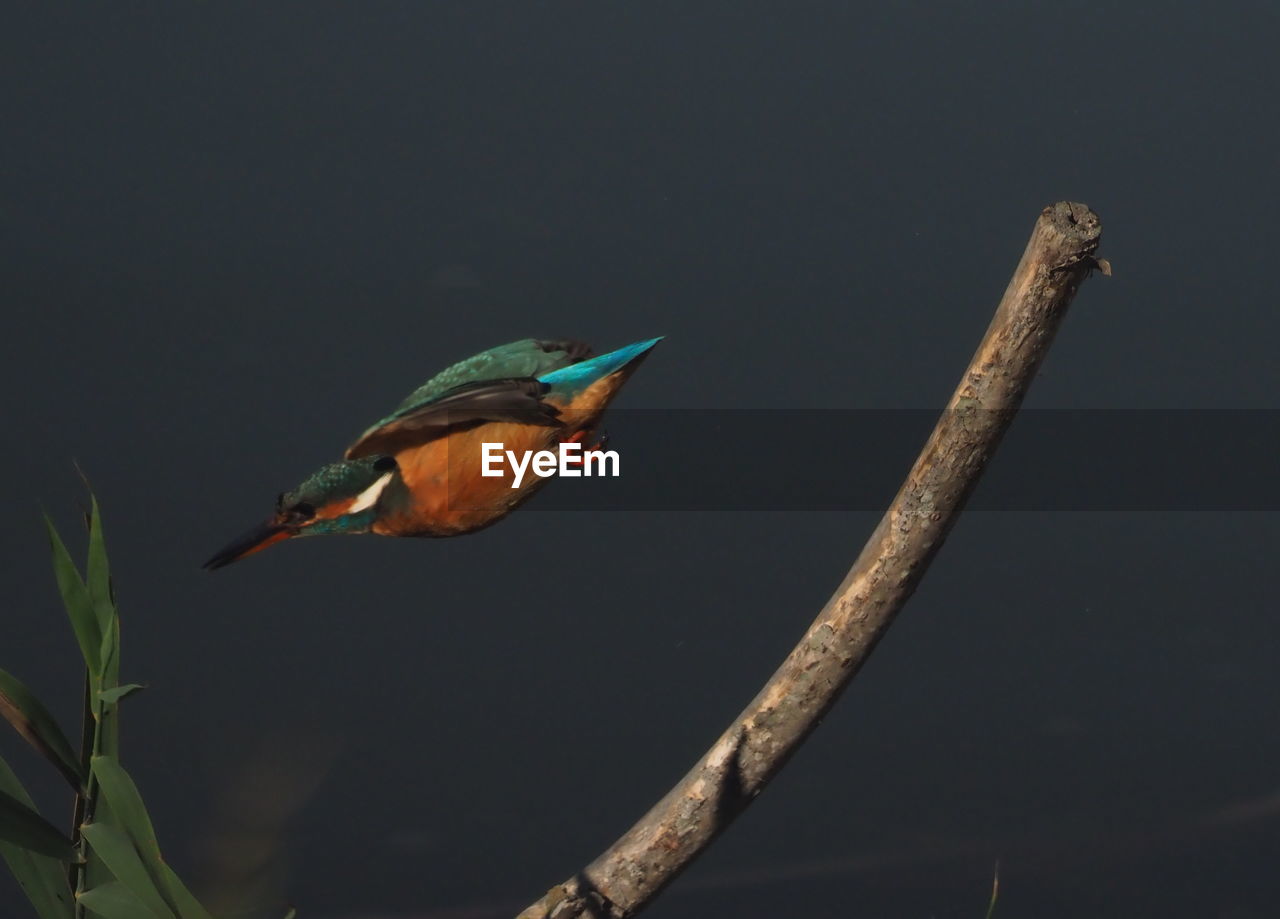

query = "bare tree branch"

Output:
[[519, 202, 1105, 919]]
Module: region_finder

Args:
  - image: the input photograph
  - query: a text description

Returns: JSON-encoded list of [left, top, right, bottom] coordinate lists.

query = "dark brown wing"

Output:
[[344, 378, 561, 459]]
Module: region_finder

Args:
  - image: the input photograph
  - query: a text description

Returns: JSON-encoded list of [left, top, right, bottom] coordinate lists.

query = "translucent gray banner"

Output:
[[443, 410, 1280, 511]]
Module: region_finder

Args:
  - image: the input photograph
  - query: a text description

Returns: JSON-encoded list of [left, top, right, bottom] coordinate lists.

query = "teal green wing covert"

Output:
[[389, 339, 591, 412], [344, 338, 590, 459]]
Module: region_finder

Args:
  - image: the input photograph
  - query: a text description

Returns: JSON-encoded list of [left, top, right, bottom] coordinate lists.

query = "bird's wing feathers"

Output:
[[345, 378, 563, 459], [344, 339, 589, 459], [388, 339, 591, 414]]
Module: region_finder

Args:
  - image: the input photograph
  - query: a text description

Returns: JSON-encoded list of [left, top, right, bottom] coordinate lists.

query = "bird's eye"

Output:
[[290, 503, 316, 520], [373, 456, 397, 472]]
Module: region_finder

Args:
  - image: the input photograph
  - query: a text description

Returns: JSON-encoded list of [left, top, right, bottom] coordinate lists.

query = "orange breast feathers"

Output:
[[373, 380, 621, 537]]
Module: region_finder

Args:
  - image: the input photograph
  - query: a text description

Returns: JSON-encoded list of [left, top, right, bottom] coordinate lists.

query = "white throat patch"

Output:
[[348, 472, 393, 514]]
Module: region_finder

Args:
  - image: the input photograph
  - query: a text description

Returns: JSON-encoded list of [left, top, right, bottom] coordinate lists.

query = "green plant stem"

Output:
[[67, 676, 91, 889], [70, 673, 106, 918]]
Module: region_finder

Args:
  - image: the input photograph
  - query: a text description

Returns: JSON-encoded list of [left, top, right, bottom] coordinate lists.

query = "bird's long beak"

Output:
[[203, 520, 295, 570]]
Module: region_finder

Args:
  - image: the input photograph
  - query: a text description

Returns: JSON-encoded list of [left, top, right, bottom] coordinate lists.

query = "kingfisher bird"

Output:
[[204, 336, 661, 569]]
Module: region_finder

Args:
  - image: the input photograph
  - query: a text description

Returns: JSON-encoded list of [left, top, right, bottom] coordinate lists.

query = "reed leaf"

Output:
[[0, 788, 73, 860], [81, 823, 176, 919], [85, 498, 114, 634], [76, 881, 164, 919], [0, 754, 73, 919], [0, 668, 86, 791], [43, 516, 101, 678], [89, 757, 161, 856]]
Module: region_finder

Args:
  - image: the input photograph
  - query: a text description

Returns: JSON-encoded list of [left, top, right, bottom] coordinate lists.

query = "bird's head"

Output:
[[204, 456, 399, 570]]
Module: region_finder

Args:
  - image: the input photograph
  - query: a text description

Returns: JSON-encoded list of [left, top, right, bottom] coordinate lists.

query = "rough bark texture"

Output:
[[518, 202, 1104, 919]]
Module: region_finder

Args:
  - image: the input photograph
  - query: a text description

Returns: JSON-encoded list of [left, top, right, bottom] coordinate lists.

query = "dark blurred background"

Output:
[[3, 3, 1278, 917]]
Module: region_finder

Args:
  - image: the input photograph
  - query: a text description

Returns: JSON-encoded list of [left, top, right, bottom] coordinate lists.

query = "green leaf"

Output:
[[81, 823, 176, 919], [0, 787, 74, 859], [77, 881, 164, 919], [88, 501, 122, 761], [86, 498, 116, 634], [0, 668, 87, 791], [96, 617, 122, 758], [45, 515, 102, 676], [99, 616, 119, 685], [90, 756, 161, 858], [98, 684, 147, 706], [88, 758, 212, 919], [0, 755, 74, 919], [0, 842, 74, 919], [83, 796, 116, 891], [157, 862, 215, 919]]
